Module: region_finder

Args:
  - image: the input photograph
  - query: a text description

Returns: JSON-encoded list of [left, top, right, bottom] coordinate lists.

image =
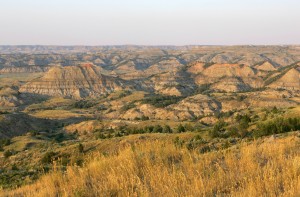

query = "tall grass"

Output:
[[2, 135, 300, 197]]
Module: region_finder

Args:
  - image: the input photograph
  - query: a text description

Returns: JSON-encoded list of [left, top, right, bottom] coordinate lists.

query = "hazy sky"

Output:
[[0, 0, 299, 45]]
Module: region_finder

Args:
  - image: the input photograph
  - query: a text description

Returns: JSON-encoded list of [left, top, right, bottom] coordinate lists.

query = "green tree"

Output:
[[41, 152, 56, 164], [153, 125, 163, 133], [141, 115, 150, 121], [210, 120, 227, 138], [163, 125, 172, 133], [177, 124, 186, 133]]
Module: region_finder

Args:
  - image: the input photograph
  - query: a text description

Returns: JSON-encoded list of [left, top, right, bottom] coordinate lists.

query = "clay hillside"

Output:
[[19, 63, 134, 98], [0, 45, 299, 137]]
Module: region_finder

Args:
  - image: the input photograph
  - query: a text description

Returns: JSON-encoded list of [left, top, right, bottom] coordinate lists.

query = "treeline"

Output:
[[254, 117, 300, 137], [94, 124, 193, 139]]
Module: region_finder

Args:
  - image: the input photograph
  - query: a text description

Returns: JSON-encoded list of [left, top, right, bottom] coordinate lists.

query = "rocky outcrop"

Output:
[[189, 63, 264, 91], [211, 77, 252, 92], [0, 87, 22, 107], [120, 94, 221, 121], [0, 95, 20, 107], [120, 104, 177, 120], [168, 94, 221, 119], [149, 70, 196, 96], [20, 64, 132, 98]]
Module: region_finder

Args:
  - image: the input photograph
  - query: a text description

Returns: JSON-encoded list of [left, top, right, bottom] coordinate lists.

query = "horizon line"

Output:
[[1, 44, 300, 47]]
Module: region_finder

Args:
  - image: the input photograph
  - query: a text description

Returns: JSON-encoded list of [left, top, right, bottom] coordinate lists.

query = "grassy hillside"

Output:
[[2, 133, 300, 197]]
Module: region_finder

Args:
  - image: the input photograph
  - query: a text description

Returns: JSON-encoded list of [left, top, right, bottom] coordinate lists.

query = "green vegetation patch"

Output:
[[141, 94, 185, 108], [254, 117, 300, 137]]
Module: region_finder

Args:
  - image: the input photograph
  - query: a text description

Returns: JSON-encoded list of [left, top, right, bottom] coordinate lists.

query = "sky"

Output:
[[0, 0, 299, 45]]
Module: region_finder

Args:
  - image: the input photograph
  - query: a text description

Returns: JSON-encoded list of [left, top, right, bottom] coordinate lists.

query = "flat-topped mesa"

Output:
[[0, 65, 50, 73], [20, 64, 130, 98]]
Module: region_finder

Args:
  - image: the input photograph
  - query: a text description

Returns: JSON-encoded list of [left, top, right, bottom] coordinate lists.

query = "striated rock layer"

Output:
[[20, 64, 131, 98]]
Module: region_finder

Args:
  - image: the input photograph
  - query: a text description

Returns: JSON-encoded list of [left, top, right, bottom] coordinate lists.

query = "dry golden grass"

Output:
[[285, 106, 300, 118], [0, 73, 44, 87], [64, 120, 103, 134], [31, 110, 86, 119], [39, 97, 74, 107], [2, 135, 300, 197]]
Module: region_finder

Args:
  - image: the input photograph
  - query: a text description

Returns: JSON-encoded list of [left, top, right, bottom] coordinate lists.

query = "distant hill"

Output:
[[20, 64, 133, 98]]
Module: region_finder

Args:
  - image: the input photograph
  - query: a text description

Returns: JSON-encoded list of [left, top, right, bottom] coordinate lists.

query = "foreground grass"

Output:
[[2, 134, 300, 197]]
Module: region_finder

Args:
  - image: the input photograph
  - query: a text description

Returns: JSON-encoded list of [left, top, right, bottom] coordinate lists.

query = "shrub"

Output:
[[153, 125, 163, 133], [195, 84, 211, 94], [118, 90, 132, 98], [11, 164, 18, 171], [226, 126, 240, 137], [96, 133, 106, 139], [0, 139, 11, 147], [120, 102, 136, 112], [210, 121, 227, 138], [144, 126, 154, 133], [41, 152, 56, 164], [237, 95, 247, 102], [216, 110, 235, 119], [141, 115, 150, 121], [60, 156, 70, 167], [199, 145, 211, 154], [184, 123, 194, 132], [227, 125, 248, 138], [4, 150, 13, 158], [28, 130, 39, 136], [271, 106, 279, 114], [78, 143, 84, 153], [186, 135, 206, 150], [163, 125, 172, 133], [54, 133, 66, 142], [134, 116, 146, 121], [177, 124, 186, 133], [173, 137, 184, 148], [73, 100, 95, 109], [235, 114, 251, 128]]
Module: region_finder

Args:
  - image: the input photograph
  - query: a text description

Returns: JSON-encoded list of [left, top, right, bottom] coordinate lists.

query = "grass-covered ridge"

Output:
[[2, 133, 300, 196]]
